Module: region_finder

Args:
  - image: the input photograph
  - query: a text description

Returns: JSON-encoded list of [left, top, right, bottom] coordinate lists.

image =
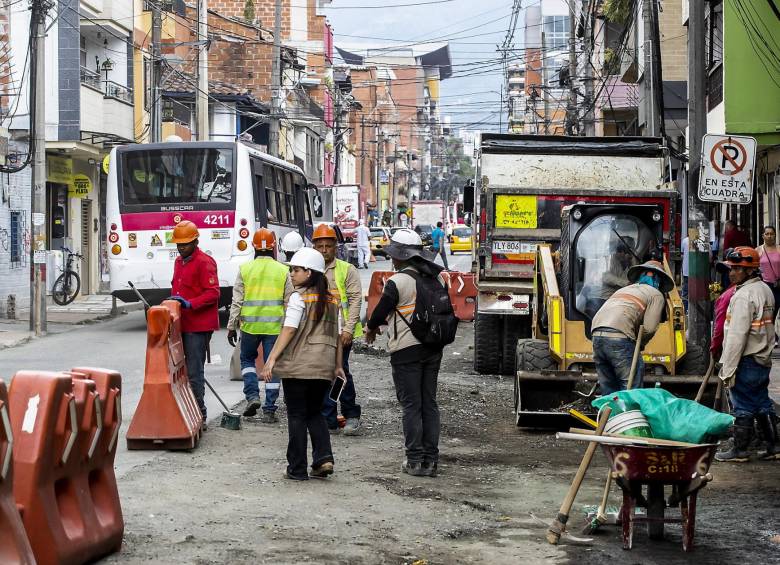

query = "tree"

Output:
[[244, 0, 256, 23]]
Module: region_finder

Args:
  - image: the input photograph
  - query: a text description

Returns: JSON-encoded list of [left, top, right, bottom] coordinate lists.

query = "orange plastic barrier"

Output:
[[70, 367, 124, 554], [0, 379, 35, 565], [126, 300, 202, 450], [365, 271, 395, 321]]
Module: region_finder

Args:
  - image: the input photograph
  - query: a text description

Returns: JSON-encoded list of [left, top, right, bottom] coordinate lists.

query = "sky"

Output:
[[323, 0, 529, 134]]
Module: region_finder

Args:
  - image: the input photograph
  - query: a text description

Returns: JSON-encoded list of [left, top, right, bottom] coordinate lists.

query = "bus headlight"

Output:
[[111, 244, 122, 255], [237, 240, 248, 251]]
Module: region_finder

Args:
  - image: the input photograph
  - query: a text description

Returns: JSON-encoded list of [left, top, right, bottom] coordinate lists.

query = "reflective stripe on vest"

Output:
[[334, 259, 363, 337], [240, 258, 289, 335]]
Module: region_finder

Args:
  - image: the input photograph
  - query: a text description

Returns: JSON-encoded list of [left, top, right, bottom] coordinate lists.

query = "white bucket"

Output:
[[605, 410, 653, 437]]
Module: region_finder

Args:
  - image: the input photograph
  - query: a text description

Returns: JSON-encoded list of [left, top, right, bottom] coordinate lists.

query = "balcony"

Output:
[[80, 66, 134, 142]]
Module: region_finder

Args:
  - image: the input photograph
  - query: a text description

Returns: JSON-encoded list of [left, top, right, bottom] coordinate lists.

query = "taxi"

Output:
[[369, 227, 392, 258], [449, 226, 473, 254]]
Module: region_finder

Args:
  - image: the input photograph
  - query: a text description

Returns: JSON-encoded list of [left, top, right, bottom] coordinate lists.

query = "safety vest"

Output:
[[334, 259, 363, 338], [239, 257, 288, 335]]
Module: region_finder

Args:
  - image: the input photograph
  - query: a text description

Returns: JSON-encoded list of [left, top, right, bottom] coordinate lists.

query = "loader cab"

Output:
[[560, 204, 665, 335]]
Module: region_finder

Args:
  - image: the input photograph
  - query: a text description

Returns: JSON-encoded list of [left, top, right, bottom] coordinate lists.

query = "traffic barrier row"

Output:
[[126, 300, 202, 450], [6, 367, 123, 564], [365, 270, 477, 322]]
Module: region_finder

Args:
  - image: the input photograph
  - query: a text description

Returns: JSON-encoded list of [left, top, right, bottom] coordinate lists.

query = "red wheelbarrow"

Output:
[[601, 443, 718, 552]]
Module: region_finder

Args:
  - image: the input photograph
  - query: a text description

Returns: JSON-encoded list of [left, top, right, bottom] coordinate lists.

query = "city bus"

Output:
[[106, 140, 315, 308]]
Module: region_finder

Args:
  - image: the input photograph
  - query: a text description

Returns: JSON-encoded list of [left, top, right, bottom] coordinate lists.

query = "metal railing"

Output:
[[80, 66, 102, 90], [80, 67, 134, 105]]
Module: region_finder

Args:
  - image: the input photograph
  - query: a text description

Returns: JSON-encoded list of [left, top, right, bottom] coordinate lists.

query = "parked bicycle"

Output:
[[52, 247, 83, 306]]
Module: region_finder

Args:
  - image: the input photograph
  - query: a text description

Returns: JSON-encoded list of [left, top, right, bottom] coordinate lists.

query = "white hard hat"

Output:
[[390, 228, 422, 246], [280, 231, 304, 253], [287, 247, 325, 273]]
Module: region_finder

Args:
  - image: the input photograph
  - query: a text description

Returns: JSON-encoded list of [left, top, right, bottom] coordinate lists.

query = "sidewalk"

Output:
[[0, 295, 142, 349]]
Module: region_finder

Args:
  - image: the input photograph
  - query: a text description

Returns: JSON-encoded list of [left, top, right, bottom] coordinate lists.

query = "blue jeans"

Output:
[[730, 356, 775, 418], [183, 331, 212, 420], [592, 335, 644, 395], [240, 332, 280, 413], [322, 343, 361, 428]]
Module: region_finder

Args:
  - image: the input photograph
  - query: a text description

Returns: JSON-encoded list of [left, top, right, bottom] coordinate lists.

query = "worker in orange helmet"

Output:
[[227, 228, 294, 422], [169, 220, 220, 430]]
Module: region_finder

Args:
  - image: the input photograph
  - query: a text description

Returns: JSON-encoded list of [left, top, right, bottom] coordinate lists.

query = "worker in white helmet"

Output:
[[280, 231, 305, 261]]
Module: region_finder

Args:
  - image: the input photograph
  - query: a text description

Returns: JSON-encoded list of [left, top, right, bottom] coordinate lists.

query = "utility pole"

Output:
[[29, 0, 52, 336], [196, 0, 209, 141], [686, 0, 710, 349], [541, 32, 550, 134], [150, 3, 162, 143], [567, 0, 578, 135], [269, 0, 282, 157], [642, 0, 658, 136], [334, 94, 341, 184]]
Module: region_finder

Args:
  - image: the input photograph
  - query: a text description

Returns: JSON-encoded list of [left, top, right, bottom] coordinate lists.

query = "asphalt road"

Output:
[[0, 248, 472, 477]]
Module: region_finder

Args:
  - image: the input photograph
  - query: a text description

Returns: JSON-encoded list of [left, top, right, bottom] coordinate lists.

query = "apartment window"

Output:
[[80, 36, 87, 69], [706, 1, 724, 110], [543, 16, 569, 51], [10, 210, 24, 267]]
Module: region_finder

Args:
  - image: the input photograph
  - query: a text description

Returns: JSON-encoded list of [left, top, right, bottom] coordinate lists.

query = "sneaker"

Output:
[[422, 462, 438, 477], [310, 461, 334, 479], [283, 471, 309, 481], [243, 399, 262, 417], [260, 411, 279, 424], [342, 418, 362, 436], [401, 460, 426, 476], [715, 445, 750, 462]]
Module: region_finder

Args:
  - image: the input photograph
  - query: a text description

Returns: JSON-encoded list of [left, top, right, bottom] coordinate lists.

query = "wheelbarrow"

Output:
[[601, 442, 718, 552]]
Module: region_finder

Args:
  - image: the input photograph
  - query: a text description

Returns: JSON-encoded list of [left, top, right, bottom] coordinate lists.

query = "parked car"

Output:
[[449, 226, 473, 254], [369, 227, 391, 258], [414, 224, 434, 246]]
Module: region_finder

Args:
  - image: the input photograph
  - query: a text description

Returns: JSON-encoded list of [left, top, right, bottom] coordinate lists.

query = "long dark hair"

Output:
[[301, 270, 330, 322]]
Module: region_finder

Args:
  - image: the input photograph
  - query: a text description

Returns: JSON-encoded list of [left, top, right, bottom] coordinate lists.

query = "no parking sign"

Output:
[[698, 134, 757, 204]]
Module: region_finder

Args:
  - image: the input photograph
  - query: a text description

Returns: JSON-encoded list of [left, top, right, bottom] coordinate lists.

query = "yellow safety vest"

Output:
[[239, 258, 288, 335], [334, 259, 363, 338]]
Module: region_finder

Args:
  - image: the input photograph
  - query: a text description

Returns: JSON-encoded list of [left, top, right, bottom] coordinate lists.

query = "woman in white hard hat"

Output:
[[280, 231, 304, 262], [261, 247, 345, 480]]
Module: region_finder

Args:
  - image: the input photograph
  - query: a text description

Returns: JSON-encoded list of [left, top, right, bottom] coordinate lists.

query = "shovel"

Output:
[[204, 341, 241, 430]]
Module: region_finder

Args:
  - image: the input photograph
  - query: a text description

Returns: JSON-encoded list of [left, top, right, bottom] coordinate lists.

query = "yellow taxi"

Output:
[[369, 227, 392, 258], [449, 226, 473, 254]]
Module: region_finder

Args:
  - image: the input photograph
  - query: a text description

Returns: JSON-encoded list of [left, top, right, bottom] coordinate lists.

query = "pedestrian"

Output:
[[715, 247, 778, 462], [756, 226, 780, 319], [723, 220, 752, 251], [590, 260, 673, 395], [280, 231, 304, 262], [227, 229, 294, 423], [711, 262, 738, 361], [355, 219, 371, 269], [260, 248, 344, 480], [169, 220, 220, 430], [312, 223, 364, 435], [364, 229, 449, 478], [431, 221, 449, 270]]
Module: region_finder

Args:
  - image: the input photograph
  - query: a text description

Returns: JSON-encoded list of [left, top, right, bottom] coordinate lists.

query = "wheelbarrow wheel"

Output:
[[646, 483, 666, 540]]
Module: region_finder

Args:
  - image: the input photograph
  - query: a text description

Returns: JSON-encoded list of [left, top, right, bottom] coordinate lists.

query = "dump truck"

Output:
[[466, 134, 709, 427]]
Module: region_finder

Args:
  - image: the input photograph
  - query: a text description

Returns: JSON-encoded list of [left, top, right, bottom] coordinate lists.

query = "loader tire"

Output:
[[474, 312, 501, 374], [501, 315, 531, 375], [677, 342, 709, 376], [516, 339, 557, 372]]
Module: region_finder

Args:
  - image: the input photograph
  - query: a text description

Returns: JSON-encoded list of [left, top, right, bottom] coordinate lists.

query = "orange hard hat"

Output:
[[312, 223, 337, 241], [171, 220, 199, 244], [723, 246, 760, 269], [252, 228, 277, 250]]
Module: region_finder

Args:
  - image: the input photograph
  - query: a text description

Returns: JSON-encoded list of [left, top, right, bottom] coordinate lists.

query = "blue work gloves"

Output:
[[167, 295, 192, 309]]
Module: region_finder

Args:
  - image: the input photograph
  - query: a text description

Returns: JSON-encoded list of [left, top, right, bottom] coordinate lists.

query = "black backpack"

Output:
[[395, 269, 458, 348]]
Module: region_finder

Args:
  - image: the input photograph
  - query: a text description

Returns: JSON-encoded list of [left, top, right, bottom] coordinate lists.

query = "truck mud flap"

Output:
[[514, 371, 717, 430]]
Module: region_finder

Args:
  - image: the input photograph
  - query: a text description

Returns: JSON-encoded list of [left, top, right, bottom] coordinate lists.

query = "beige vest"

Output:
[[386, 269, 422, 353], [275, 291, 340, 380]]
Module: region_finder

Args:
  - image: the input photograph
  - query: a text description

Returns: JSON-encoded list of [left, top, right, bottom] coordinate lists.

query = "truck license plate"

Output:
[[492, 241, 536, 254]]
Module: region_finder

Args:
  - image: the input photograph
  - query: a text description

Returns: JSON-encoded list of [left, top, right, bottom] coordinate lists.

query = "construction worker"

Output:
[[227, 228, 293, 423], [715, 247, 778, 462], [312, 223, 363, 435], [280, 231, 304, 262], [169, 220, 220, 429], [590, 260, 674, 395]]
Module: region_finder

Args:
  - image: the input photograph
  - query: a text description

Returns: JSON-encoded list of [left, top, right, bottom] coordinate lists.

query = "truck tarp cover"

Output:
[[480, 134, 664, 157]]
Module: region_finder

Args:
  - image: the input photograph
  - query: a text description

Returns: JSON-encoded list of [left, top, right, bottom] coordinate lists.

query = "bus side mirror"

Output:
[[463, 180, 474, 214]]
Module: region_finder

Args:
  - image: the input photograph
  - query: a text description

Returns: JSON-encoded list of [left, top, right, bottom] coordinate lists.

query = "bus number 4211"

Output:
[[203, 214, 231, 225]]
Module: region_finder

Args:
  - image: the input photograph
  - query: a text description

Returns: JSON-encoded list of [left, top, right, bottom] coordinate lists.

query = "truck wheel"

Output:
[[677, 342, 709, 376], [474, 313, 501, 374], [516, 339, 556, 372], [501, 316, 531, 375]]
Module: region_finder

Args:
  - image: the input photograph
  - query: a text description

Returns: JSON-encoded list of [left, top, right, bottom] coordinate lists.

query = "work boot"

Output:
[[243, 399, 262, 417], [260, 411, 278, 424], [310, 461, 334, 479], [715, 417, 753, 462], [756, 414, 780, 460], [422, 462, 438, 478], [402, 460, 426, 476], [342, 418, 362, 436]]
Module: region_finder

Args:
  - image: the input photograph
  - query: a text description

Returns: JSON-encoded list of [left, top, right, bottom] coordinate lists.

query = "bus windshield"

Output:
[[119, 146, 234, 210]]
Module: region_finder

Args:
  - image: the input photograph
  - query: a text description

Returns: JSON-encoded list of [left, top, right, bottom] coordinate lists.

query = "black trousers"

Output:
[[283, 378, 334, 478], [391, 351, 442, 465]]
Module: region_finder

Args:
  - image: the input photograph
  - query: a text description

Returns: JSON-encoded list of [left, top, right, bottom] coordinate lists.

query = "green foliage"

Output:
[[602, 0, 631, 24], [244, 0, 255, 22], [603, 47, 620, 75]]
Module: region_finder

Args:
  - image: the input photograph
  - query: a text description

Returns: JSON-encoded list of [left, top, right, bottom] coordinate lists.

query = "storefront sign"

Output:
[[47, 155, 73, 185], [69, 174, 92, 198], [698, 134, 757, 204], [102, 154, 110, 175]]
